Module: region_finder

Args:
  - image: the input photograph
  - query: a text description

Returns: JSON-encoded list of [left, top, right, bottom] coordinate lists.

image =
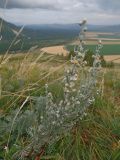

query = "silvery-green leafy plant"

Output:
[[1, 19, 103, 159]]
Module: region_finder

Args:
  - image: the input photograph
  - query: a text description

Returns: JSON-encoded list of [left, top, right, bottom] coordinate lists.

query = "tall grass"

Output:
[[0, 18, 120, 160]]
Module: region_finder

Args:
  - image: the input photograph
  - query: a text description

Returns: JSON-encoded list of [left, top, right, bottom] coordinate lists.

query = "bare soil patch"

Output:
[[104, 55, 120, 63], [41, 45, 68, 56]]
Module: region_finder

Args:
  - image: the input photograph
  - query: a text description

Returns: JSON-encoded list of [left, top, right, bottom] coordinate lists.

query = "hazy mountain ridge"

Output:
[[0, 18, 120, 53], [1, 18, 120, 41], [26, 23, 120, 33]]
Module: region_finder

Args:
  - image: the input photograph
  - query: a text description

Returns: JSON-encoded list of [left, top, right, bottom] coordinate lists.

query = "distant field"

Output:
[[66, 44, 120, 55], [86, 32, 120, 40], [40, 44, 120, 63], [1, 29, 120, 54]]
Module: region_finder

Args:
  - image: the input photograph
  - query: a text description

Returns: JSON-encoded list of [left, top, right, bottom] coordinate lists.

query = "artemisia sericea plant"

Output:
[[2, 19, 103, 159]]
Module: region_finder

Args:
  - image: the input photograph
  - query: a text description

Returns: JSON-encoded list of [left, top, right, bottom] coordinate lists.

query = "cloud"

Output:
[[0, 0, 120, 25], [0, 0, 101, 11], [0, 0, 59, 10], [0, 0, 82, 10], [0, 0, 120, 12], [0, 0, 120, 14], [96, 0, 120, 12]]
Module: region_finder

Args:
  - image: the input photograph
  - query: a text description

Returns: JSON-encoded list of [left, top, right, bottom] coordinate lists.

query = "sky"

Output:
[[0, 0, 120, 25]]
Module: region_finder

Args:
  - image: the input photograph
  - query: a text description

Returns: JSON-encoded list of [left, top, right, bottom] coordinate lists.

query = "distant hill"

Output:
[[0, 18, 21, 40], [0, 18, 30, 53], [26, 23, 120, 33], [23, 24, 80, 41], [0, 18, 120, 54], [24, 23, 120, 41], [1, 18, 120, 41], [88, 24, 120, 33], [26, 24, 80, 31]]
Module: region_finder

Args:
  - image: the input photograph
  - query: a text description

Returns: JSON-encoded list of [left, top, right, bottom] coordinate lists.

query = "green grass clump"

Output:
[[43, 92, 120, 160], [0, 52, 120, 160]]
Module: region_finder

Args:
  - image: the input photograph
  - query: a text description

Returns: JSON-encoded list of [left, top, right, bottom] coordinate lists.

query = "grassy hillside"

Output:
[[0, 19, 77, 54], [0, 52, 120, 159], [0, 18, 19, 40], [0, 13, 120, 160]]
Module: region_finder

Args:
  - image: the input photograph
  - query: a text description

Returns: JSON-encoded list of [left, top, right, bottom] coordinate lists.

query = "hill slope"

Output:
[[0, 18, 21, 40]]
